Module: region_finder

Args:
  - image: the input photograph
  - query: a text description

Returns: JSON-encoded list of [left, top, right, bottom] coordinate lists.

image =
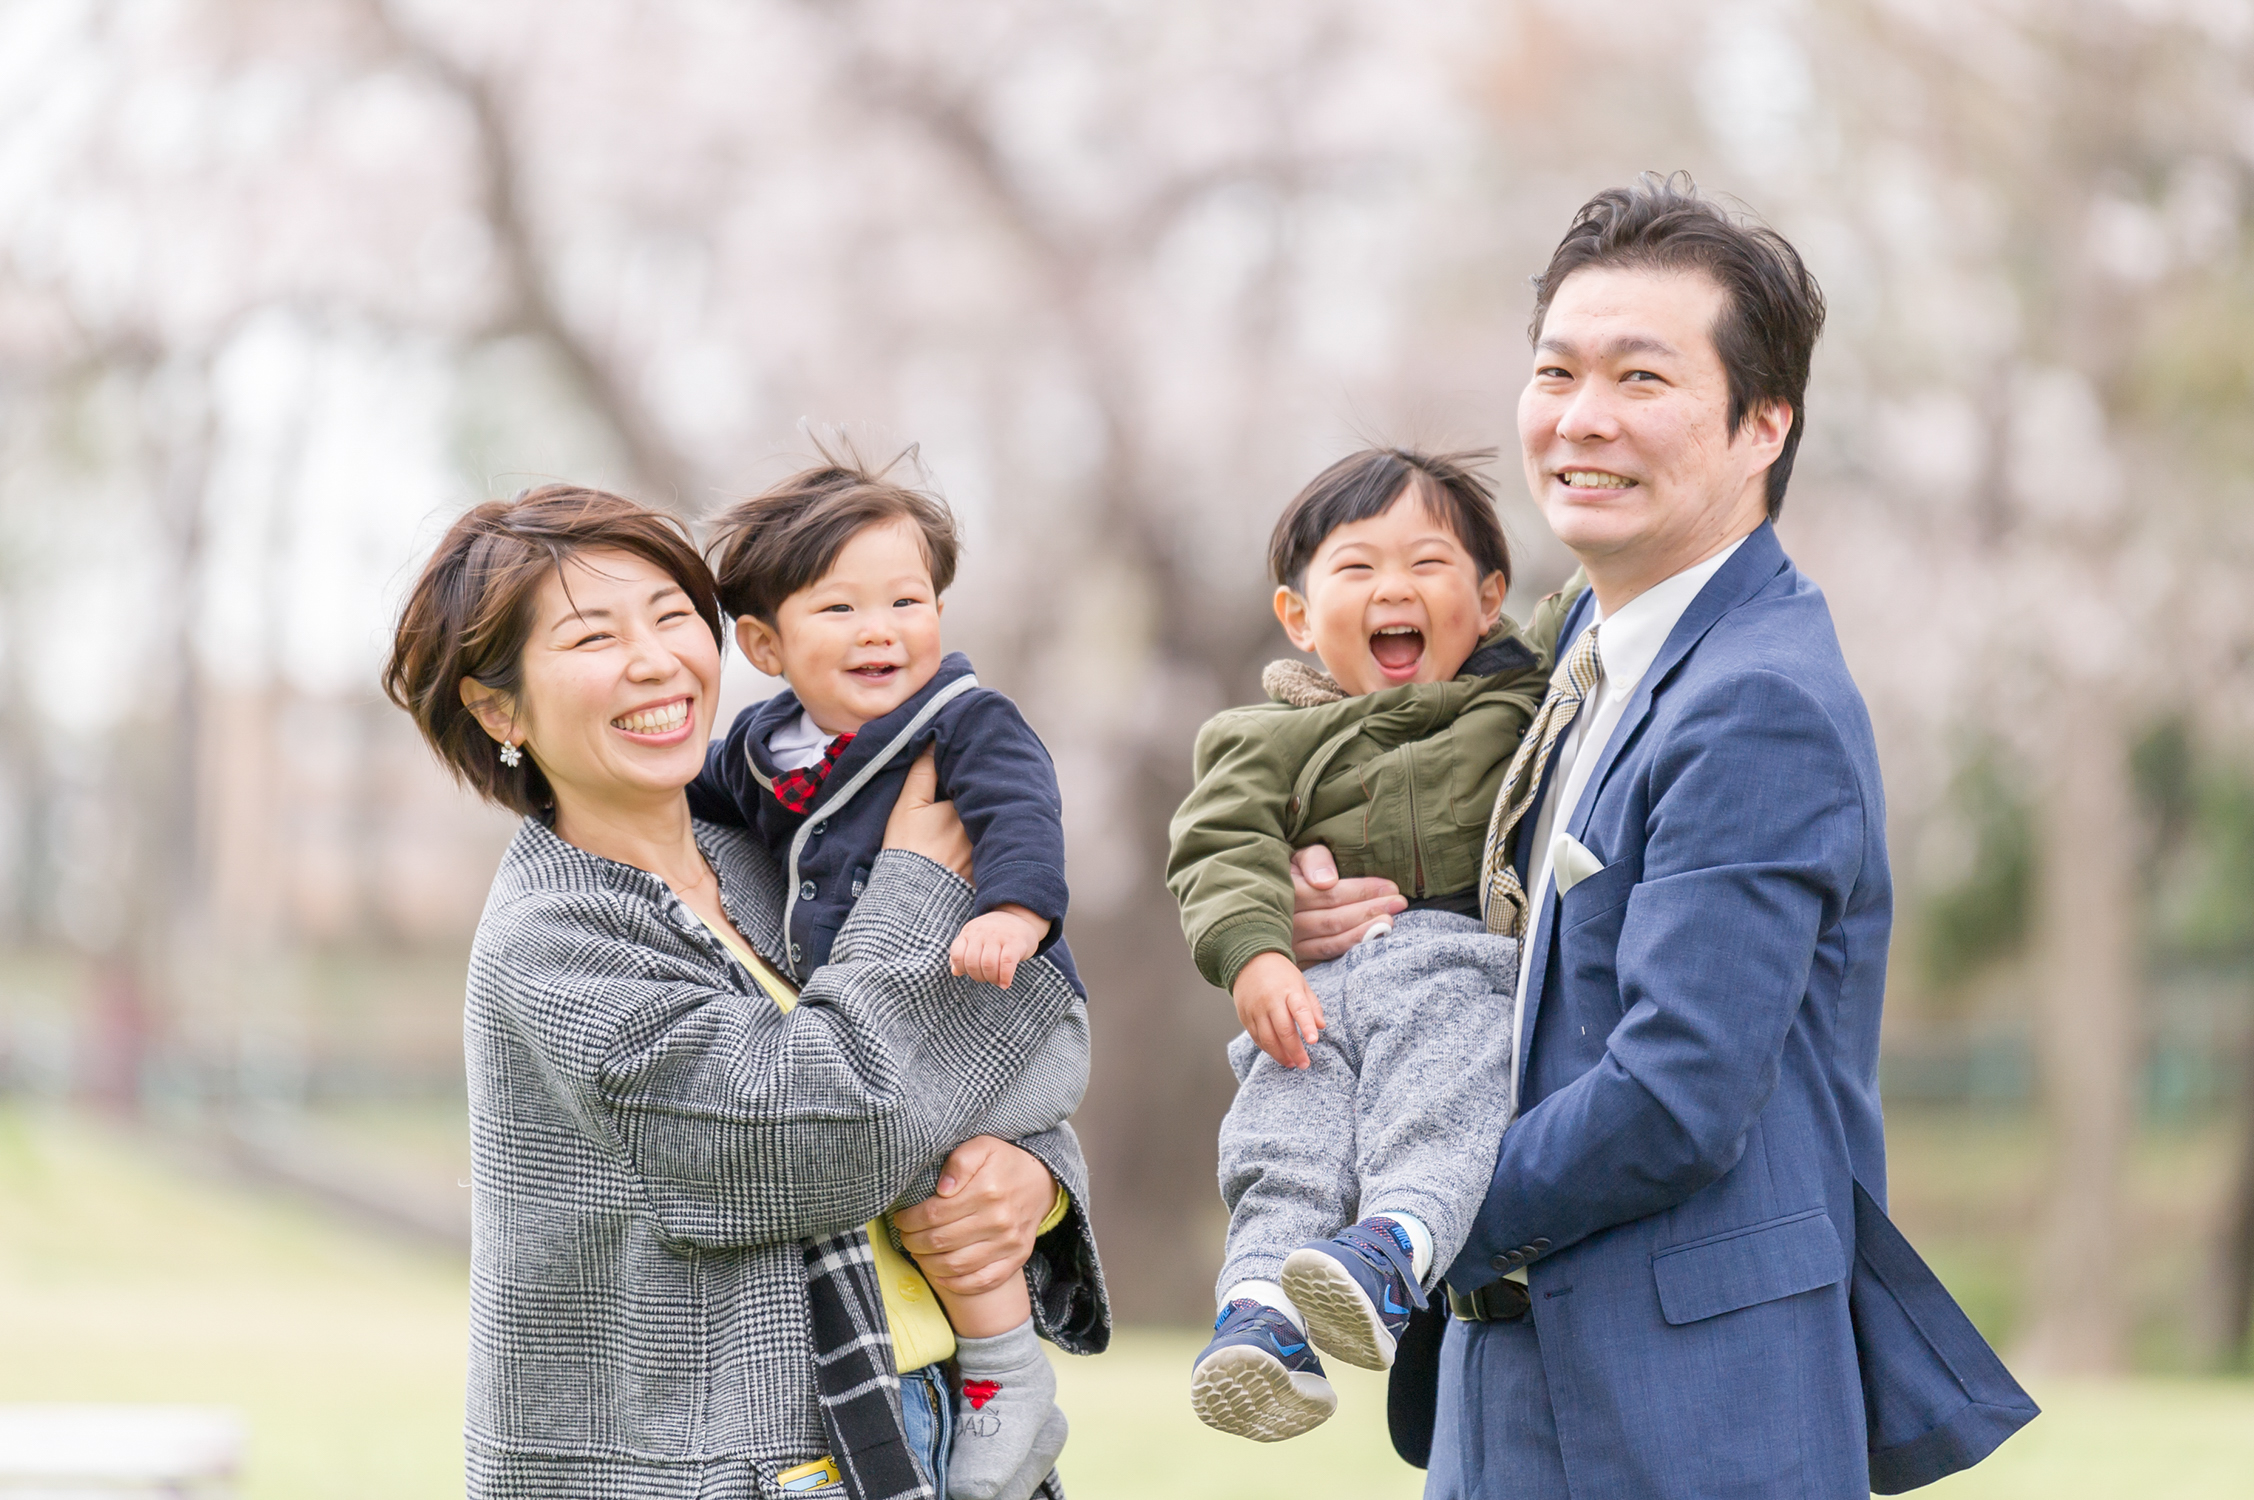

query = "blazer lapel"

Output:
[[1563, 523, 1789, 846]]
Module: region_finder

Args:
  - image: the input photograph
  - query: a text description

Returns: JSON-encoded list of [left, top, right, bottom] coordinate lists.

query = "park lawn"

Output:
[[0, 1107, 467, 1500], [0, 1106, 2250, 1500], [1050, 1333, 2254, 1500]]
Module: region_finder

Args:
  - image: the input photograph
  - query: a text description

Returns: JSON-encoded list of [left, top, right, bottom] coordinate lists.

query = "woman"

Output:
[[382, 486, 1105, 1500]]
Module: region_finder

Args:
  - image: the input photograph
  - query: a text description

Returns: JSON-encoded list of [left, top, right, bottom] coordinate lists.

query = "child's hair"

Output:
[[1268, 447, 1512, 594], [708, 447, 961, 622]]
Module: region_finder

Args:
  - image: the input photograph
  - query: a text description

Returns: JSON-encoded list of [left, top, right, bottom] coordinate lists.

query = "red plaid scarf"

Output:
[[772, 730, 855, 814]]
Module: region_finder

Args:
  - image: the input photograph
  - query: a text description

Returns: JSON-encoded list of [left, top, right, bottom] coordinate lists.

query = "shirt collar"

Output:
[[1589, 532, 1750, 696]]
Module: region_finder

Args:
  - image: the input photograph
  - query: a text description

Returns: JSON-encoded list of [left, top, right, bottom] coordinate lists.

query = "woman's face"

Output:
[[498, 547, 720, 816]]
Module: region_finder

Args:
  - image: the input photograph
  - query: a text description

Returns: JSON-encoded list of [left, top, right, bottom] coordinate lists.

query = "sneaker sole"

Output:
[[1189, 1344, 1337, 1442], [1281, 1247, 1399, 1372]]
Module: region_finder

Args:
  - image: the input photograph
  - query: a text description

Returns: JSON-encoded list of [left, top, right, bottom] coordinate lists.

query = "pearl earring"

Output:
[[499, 741, 523, 768]]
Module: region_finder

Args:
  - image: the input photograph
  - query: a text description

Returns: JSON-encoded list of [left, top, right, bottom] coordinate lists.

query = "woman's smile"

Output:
[[611, 695, 695, 743]]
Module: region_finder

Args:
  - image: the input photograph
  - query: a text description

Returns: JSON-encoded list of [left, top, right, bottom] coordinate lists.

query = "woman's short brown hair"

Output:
[[382, 485, 722, 816], [707, 453, 960, 623]]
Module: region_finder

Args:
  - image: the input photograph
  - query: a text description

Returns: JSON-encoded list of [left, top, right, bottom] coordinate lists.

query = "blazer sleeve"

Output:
[[932, 692, 1071, 945], [685, 707, 760, 828], [1164, 708, 1305, 994], [1012, 1121, 1112, 1355], [476, 850, 1079, 1250], [1460, 669, 1868, 1277]]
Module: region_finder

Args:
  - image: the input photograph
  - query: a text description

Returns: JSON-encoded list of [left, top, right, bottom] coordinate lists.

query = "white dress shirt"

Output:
[[765, 709, 830, 771], [1507, 535, 1748, 1117]]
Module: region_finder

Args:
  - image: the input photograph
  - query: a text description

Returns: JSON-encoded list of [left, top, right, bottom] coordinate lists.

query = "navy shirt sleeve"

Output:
[[930, 690, 1071, 949], [686, 707, 762, 829]]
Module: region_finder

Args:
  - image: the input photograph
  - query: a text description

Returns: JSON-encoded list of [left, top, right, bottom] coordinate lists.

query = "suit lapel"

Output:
[[1514, 525, 1788, 1107], [1564, 523, 1789, 846]]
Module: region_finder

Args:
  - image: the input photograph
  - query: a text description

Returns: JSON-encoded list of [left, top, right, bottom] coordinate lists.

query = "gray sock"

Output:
[[947, 1320, 1064, 1500]]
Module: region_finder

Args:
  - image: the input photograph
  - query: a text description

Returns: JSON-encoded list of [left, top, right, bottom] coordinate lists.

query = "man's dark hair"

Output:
[[1268, 447, 1512, 593], [1531, 171, 1826, 519], [708, 447, 961, 623]]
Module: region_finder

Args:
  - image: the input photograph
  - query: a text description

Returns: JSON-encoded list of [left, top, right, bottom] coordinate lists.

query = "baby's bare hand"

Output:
[[1232, 952, 1327, 1069], [949, 904, 1048, 988]]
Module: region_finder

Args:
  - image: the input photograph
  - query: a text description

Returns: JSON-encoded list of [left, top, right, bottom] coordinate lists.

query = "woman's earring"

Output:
[[498, 740, 523, 768]]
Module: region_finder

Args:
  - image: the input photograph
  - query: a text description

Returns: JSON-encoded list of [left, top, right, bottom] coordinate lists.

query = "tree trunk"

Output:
[[2207, 1025, 2254, 1369], [2014, 689, 2138, 1373]]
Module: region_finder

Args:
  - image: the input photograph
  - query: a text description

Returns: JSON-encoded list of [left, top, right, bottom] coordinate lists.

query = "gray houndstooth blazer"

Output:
[[461, 816, 1105, 1499]]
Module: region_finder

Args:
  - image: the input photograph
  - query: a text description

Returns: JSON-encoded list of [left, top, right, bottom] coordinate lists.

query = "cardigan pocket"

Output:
[[1651, 1207, 1845, 1326]]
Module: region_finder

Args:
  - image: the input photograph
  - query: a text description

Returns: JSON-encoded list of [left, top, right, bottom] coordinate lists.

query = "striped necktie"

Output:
[[1481, 626, 1604, 938]]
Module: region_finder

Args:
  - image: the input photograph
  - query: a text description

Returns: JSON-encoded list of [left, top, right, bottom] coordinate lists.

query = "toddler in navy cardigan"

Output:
[[686, 454, 1079, 1500]]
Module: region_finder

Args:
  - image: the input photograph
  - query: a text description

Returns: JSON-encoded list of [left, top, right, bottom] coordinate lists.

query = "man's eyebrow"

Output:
[[1536, 333, 1683, 360]]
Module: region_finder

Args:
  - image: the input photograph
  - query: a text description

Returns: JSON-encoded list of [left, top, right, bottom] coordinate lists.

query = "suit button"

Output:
[[800, 880, 817, 900], [1531, 1238, 1551, 1253], [1491, 1255, 1512, 1272]]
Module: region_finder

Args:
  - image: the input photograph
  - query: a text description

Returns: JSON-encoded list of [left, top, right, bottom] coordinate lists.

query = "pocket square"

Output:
[[1551, 833, 1605, 895]]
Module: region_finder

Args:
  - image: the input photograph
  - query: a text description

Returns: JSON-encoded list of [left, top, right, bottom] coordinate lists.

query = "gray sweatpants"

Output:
[[1215, 910, 1518, 1298]]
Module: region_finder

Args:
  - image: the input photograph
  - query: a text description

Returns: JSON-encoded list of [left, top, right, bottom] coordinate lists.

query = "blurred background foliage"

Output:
[[0, 0, 2251, 1494]]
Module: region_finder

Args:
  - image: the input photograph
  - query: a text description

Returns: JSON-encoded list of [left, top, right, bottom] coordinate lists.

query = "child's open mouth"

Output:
[[610, 696, 693, 741], [1370, 625, 1425, 677], [849, 664, 901, 683]]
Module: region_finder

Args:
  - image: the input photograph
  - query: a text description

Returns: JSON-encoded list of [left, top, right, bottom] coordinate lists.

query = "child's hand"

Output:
[[1232, 952, 1326, 1070], [950, 904, 1048, 988]]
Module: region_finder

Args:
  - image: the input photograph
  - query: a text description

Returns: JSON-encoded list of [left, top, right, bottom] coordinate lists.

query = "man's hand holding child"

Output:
[[951, 903, 1048, 987], [1232, 951, 1328, 1069]]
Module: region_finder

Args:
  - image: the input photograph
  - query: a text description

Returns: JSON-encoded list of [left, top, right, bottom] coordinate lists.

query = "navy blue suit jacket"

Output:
[[1415, 526, 2032, 1495]]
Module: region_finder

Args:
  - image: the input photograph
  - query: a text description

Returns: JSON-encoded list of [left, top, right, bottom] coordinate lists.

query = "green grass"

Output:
[[0, 1108, 466, 1499], [1047, 1333, 2254, 1500], [2, 1106, 2251, 1499]]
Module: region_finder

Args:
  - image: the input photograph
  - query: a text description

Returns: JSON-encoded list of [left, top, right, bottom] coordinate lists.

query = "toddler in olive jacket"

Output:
[[1168, 447, 1582, 1443]]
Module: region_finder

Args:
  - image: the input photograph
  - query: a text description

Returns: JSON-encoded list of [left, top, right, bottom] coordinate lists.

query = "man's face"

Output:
[[1517, 266, 1785, 584]]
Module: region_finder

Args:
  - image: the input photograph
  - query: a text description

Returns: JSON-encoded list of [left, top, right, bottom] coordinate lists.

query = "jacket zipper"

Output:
[[778, 672, 983, 978]]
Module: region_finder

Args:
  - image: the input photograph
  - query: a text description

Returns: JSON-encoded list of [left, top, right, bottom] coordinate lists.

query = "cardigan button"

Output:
[[789, 943, 803, 964], [800, 880, 817, 900]]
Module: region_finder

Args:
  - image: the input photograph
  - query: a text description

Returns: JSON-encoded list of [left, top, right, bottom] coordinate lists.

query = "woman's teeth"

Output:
[[612, 701, 689, 734], [1561, 470, 1633, 489]]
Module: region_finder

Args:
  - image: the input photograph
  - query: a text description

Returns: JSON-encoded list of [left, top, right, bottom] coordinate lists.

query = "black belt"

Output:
[[1445, 1278, 1532, 1323]]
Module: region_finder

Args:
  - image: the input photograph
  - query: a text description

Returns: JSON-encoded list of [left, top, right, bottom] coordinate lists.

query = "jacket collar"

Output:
[[739, 652, 978, 781], [1561, 522, 1787, 846]]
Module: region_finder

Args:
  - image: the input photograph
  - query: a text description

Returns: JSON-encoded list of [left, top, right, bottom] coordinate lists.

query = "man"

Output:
[[1289, 175, 2035, 1498]]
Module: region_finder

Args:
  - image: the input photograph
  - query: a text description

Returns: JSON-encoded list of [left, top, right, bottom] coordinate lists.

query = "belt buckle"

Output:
[[1446, 1279, 1532, 1323]]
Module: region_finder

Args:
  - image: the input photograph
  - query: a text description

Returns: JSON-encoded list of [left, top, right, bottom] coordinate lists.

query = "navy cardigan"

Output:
[[687, 652, 1081, 994]]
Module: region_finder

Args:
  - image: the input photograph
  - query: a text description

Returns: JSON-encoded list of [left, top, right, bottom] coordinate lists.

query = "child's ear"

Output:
[[1477, 570, 1508, 633], [459, 678, 519, 743], [736, 615, 786, 677], [1273, 586, 1318, 653]]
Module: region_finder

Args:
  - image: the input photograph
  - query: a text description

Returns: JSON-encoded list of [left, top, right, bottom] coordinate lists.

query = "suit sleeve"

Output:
[[685, 708, 759, 828], [932, 693, 1072, 947], [1458, 669, 1866, 1280]]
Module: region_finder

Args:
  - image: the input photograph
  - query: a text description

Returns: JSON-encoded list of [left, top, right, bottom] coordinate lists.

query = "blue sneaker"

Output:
[[1279, 1218, 1429, 1371], [1189, 1298, 1337, 1442]]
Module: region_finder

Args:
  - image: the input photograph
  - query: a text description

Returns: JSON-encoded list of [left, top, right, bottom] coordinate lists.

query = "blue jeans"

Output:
[[901, 1361, 953, 1494]]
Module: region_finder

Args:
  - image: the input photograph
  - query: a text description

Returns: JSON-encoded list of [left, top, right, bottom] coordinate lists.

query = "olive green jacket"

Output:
[[1167, 577, 1586, 994]]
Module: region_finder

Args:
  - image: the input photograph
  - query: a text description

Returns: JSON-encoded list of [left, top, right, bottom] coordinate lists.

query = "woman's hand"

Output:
[[1289, 844, 1406, 964], [893, 1136, 1059, 1297], [881, 749, 973, 878]]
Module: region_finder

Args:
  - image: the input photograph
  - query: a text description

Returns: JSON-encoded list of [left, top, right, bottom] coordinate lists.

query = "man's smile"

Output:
[[1558, 469, 1636, 490]]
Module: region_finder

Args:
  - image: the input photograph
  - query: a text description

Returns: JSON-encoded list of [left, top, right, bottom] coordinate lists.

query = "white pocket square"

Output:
[[1551, 833, 1605, 896]]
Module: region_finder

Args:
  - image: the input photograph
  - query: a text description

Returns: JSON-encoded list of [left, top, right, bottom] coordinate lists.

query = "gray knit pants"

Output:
[[1215, 910, 1518, 1299]]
